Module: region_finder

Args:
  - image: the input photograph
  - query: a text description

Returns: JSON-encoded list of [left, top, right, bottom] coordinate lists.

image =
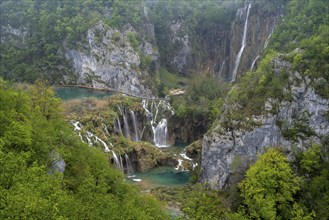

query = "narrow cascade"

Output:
[[125, 154, 135, 177], [231, 3, 251, 82], [142, 99, 173, 147], [116, 118, 123, 135], [219, 60, 226, 76], [250, 55, 259, 71], [129, 110, 139, 141], [119, 155, 124, 173], [118, 105, 130, 139], [153, 119, 168, 147], [112, 151, 123, 171]]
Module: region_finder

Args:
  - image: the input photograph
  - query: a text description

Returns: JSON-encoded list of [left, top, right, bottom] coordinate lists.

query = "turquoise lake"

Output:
[[131, 166, 191, 189], [54, 87, 114, 100]]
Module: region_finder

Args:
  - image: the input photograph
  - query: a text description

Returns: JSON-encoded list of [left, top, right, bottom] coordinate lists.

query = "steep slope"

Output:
[[149, 0, 285, 81], [199, 0, 329, 190], [1, 0, 286, 96]]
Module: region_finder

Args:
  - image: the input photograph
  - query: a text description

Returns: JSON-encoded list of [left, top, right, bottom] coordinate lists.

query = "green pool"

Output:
[[131, 166, 191, 189]]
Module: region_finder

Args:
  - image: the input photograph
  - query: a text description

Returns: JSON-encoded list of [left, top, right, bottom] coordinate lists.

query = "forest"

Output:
[[0, 0, 328, 219]]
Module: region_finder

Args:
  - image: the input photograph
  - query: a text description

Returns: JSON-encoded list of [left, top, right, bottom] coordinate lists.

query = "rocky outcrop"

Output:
[[65, 21, 158, 97], [199, 57, 329, 190]]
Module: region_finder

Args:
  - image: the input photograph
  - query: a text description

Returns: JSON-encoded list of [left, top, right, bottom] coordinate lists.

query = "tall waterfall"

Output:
[[129, 110, 139, 141], [142, 99, 173, 147], [125, 154, 135, 177], [231, 3, 251, 82]]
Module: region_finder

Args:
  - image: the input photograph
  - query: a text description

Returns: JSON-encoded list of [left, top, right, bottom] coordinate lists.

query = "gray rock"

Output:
[[199, 59, 329, 190], [65, 21, 156, 97]]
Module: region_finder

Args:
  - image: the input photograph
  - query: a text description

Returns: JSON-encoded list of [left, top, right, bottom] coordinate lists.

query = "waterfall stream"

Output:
[[129, 110, 139, 141], [118, 106, 130, 139], [142, 99, 173, 147], [231, 3, 251, 82]]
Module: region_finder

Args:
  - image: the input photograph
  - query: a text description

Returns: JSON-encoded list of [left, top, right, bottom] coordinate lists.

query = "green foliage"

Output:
[[269, 0, 329, 98], [294, 143, 329, 219], [238, 149, 311, 220], [0, 0, 145, 84], [0, 80, 169, 219], [127, 31, 139, 51]]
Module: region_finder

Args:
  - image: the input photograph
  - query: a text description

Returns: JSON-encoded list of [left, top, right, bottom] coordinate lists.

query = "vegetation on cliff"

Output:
[[0, 79, 168, 219]]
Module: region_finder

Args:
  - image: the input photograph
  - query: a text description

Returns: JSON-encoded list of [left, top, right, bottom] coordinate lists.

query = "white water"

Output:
[[175, 159, 183, 171], [231, 3, 251, 82], [118, 106, 130, 139], [179, 152, 193, 161], [250, 55, 259, 71], [129, 110, 139, 141], [219, 60, 226, 76], [142, 99, 173, 147], [112, 151, 122, 171], [116, 118, 123, 135], [153, 119, 168, 147], [125, 154, 135, 177], [264, 26, 275, 50]]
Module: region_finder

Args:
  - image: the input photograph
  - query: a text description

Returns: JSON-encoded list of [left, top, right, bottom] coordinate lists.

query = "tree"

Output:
[[238, 148, 312, 219]]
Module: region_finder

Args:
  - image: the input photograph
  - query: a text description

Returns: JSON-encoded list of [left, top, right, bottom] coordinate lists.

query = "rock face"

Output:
[[199, 57, 329, 190], [152, 0, 284, 81], [65, 21, 157, 97]]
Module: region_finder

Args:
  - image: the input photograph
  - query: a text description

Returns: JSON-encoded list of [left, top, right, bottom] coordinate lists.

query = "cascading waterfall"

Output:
[[219, 60, 226, 76], [231, 2, 251, 82], [116, 118, 123, 135], [250, 55, 259, 71], [112, 151, 122, 171], [118, 105, 130, 139], [142, 99, 173, 147], [125, 154, 135, 177], [153, 119, 168, 147], [119, 155, 124, 173], [129, 110, 139, 141]]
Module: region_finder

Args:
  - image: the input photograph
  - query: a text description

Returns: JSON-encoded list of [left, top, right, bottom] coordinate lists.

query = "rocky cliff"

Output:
[[199, 54, 329, 189], [150, 0, 284, 81], [64, 20, 157, 97]]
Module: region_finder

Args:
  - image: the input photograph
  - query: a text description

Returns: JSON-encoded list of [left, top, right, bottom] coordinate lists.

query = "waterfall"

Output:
[[119, 155, 124, 173], [116, 118, 123, 135], [95, 136, 110, 152], [264, 26, 275, 50], [118, 105, 130, 139], [250, 55, 259, 71], [219, 60, 226, 76], [142, 99, 172, 147], [153, 119, 168, 147], [112, 151, 122, 171], [129, 110, 139, 141], [231, 3, 251, 82], [125, 154, 135, 177]]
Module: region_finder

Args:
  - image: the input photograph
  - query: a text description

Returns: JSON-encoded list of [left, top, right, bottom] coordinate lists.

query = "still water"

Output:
[[131, 166, 190, 189], [54, 87, 113, 100]]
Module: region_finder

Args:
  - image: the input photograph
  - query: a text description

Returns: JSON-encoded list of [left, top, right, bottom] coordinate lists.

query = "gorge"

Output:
[[1, 0, 328, 219]]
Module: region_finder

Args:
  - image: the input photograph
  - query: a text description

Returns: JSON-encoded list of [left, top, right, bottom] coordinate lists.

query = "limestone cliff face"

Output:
[[152, 0, 284, 81], [199, 55, 329, 189], [64, 21, 158, 97]]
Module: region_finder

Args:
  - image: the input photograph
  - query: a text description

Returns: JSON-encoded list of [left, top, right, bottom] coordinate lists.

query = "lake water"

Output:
[[131, 166, 191, 189], [54, 87, 114, 100]]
